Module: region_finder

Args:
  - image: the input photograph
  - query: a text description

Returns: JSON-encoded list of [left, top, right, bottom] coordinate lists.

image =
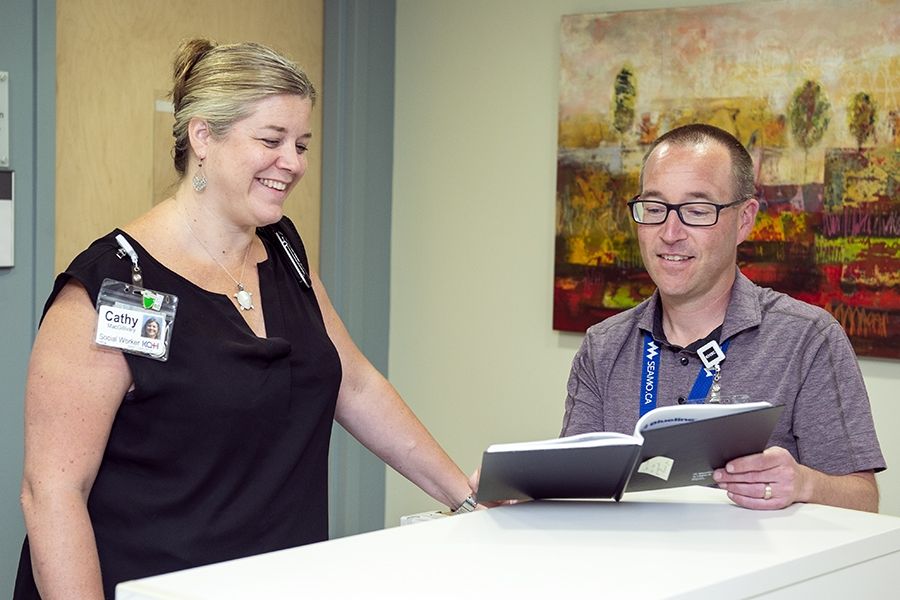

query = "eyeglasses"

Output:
[[627, 195, 748, 227]]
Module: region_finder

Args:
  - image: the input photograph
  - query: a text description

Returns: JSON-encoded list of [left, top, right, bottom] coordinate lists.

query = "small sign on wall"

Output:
[[0, 169, 13, 267], [152, 95, 178, 204]]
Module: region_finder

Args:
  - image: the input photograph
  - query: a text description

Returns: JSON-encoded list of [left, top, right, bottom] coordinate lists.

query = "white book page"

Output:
[[485, 431, 636, 453], [635, 401, 773, 434]]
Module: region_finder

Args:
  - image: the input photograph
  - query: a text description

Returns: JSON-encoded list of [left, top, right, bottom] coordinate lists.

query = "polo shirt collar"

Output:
[[721, 267, 763, 339], [636, 266, 762, 347]]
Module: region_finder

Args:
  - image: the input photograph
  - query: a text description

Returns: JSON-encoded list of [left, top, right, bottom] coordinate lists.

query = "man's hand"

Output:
[[713, 446, 809, 510], [714, 447, 879, 512]]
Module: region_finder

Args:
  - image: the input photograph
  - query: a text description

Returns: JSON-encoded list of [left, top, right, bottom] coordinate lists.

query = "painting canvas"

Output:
[[553, 0, 900, 359]]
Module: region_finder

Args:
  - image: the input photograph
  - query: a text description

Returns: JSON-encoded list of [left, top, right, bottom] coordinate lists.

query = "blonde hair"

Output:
[[170, 39, 317, 175]]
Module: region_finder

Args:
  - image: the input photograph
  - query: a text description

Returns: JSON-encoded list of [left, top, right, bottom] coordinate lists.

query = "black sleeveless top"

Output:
[[15, 217, 342, 599]]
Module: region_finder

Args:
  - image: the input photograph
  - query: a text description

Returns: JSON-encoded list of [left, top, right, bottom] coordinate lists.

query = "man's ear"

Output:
[[737, 198, 760, 244], [187, 117, 211, 160]]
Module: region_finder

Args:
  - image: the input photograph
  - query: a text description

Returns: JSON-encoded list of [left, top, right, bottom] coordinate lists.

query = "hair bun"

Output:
[[171, 39, 216, 108]]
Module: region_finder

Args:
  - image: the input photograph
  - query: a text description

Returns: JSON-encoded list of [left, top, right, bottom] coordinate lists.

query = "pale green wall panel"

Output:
[[0, 0, 56, 594], [323, 0, 395, 537]]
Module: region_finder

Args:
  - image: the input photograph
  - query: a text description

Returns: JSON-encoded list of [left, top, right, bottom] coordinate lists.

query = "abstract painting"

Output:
[[553, 0, 900, 359]]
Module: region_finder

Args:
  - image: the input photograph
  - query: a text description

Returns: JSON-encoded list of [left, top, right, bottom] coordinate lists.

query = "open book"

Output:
[[477, 401, 783, 503]]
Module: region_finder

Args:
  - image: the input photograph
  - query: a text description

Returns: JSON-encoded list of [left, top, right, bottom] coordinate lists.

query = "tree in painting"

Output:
[[612, 67, 636, 145], [788, 79, 831, 179], [847, 92, 877, 150]]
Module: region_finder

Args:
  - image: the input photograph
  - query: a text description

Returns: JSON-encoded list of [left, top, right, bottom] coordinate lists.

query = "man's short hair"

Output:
[[640, 123, 756, 201]]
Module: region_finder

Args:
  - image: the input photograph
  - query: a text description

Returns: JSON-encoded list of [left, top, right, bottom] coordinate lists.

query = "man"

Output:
[[561, 124, 885, 511]]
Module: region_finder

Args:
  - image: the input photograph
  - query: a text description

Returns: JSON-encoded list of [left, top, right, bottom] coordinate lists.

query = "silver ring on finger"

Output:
[[763, 484, 773, 501]]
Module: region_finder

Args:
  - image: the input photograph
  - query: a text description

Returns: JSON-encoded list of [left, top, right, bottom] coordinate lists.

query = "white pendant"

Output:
[[235, 285, 254, 311]]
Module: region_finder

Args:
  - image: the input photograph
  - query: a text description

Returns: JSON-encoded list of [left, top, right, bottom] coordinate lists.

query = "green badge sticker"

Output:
[[141, 290, 163, 311]]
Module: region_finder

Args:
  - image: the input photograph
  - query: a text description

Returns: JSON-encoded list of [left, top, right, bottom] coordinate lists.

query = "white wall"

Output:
[[865, 359, 900, 512], [388, 0, 899, 525]]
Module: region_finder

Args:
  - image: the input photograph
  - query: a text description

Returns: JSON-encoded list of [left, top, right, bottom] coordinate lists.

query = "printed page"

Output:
[[635, 401, 773, 434], [485, 431, 636, 453]]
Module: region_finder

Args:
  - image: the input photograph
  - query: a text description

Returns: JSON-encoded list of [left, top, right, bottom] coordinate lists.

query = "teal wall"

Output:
[[323, 0, 395, 538], [0, 0, 56, 594]]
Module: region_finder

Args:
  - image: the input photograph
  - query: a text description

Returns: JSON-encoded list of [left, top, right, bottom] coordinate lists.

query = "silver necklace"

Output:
[[181, 207, 255, 311]]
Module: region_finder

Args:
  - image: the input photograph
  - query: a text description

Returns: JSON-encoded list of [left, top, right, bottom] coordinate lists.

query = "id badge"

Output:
[[95, 278, 178, 361]]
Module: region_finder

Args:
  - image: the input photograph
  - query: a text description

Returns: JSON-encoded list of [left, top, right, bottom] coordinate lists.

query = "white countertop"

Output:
[[117, 486, 900, 599]]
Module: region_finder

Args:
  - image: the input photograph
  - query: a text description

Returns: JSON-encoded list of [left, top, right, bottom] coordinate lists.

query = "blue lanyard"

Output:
[[640, 332, 730, 416]]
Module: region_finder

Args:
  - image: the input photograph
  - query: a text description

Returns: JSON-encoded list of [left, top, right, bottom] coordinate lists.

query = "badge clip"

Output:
[[697, 340, 726, 370], [115, 234, 143, 286]]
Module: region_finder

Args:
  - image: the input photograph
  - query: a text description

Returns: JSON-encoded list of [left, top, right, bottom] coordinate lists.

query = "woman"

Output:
[[16, 39, 476, 600], [141, 318, 160, 339]]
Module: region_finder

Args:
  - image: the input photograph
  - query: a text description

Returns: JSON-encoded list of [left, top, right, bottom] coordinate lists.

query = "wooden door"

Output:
[[56, 0, 323, 270]]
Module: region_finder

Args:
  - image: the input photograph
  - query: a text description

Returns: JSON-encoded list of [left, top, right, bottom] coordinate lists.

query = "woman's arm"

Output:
[[20, 281, 132, 599], [311, 271, 474, 510]]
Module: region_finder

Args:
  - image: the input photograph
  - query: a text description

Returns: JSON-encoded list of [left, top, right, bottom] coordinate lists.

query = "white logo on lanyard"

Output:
[[697, 340, 726, 403]]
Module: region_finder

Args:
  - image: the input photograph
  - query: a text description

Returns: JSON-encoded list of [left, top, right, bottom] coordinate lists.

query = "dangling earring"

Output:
[[192, 159, 208, 192]]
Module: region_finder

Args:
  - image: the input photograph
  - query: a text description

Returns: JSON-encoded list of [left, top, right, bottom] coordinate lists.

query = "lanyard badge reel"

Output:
[[697, 340, 726, 404], [94, 235, 178, 361]]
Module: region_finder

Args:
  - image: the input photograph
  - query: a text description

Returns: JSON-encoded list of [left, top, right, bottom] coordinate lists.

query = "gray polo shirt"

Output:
[[561, 269, 886, 475]]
